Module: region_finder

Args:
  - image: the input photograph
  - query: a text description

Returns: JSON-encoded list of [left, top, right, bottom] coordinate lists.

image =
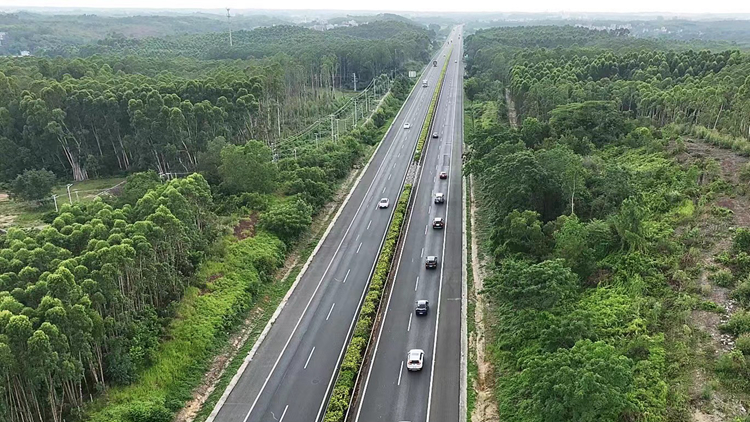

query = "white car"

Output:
[[406, 349, 425, 371], [403, 122, 411, 129], [378, 198, 389, 209]]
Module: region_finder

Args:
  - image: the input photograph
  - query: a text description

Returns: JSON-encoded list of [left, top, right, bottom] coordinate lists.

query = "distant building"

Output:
[[19, 51, 30, 57]]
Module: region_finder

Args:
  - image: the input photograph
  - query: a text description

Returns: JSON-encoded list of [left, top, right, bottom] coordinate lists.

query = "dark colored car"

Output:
[[432, 217, 445, 229], [415, 300, 429, 315], [425, 256, 438, 269], [439, 171, 448, 179]]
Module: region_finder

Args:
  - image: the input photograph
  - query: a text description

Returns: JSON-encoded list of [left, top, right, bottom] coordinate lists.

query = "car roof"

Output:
[[436, 192, 444, 195], [380, 198, 388, 201], [434, 217, 443, 221], [427, 255, 437, 260], [416, 300, 428, 305], [408, 349, 424, 357]]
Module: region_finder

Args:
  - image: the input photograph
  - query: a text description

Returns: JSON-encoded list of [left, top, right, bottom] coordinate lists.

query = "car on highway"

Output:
[[434, 192, 445, 204], [378, 198, 389, 209], [415, 300, 429, 315], [455, 60, 458, 63], [406, 349, 425, 371], [432, 132, 438, 138], [403, 122, 411, 129], [425, 255, 438, 269], [439, 171, 448, 179], [432, 217, 445, 229]]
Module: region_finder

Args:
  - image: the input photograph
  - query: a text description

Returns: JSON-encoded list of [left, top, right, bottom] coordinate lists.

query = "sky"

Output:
[[1, 0, 750, 14]]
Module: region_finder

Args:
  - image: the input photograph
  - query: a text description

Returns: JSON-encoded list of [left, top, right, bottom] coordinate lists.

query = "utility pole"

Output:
[[336, 118, 340, 141], [294, 148, 297, 160], [353, 99, 357, 127], [330, 114, 335, 140], [74, 190, 80, 202], [52, 194, 59, 212], [66, 183, 73, 204], [315, 133, 319, 148], [353, 73, 357, 92], [226, 8, 233, 47]]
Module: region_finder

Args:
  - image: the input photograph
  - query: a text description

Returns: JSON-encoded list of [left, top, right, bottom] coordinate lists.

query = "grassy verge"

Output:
[[414, 47, 452, 161], [323, 184, 413, 422], [670, 123, 750, 156]]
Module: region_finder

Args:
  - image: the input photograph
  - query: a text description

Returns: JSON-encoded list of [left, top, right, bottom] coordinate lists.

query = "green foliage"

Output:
[[549, 101, 629, 147], [721, 311, 750, 337], [219, 141, 277, 195], [710, 269, 734, 288], [119, 171, 162, 206], [324, 184, 411, 422], [499, 340, 635, 422], [259, 197, 313, 245], [485, 259, 579, 310], [490, 209, 550, 260], [9, 169, 56, 201]]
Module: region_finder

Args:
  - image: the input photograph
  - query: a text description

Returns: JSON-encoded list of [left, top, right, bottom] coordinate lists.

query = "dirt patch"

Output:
[[233, 213, 258, 240], [0, 193, 8, 202], [469, 175, 499, 422], [681, 139, 750, 419]]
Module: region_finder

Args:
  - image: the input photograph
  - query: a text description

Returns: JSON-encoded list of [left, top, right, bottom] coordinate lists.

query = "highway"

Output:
[[354, 26, 464, 422], [206, 29, 459, 422]]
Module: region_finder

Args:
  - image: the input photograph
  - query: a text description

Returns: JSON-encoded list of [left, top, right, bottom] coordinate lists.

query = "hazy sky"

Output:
[[1, 0, 750, 14]]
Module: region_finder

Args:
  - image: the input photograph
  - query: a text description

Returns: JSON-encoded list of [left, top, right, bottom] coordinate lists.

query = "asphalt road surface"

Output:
[[354, 26, 464, 422], [207, 30, 459, 422]]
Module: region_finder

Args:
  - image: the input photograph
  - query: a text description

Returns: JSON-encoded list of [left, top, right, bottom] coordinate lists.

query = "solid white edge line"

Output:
[[426, 31, 462, 422], [305, 347, 316, 369], [459, 28, 468, 422]]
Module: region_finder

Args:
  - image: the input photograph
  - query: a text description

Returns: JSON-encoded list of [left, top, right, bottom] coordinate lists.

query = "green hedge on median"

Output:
[[323, 184, 413, 422], [414, 48, 452, 161]]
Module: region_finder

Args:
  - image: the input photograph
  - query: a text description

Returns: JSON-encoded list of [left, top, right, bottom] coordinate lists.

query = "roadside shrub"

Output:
[[721, 311, 750, 337], [736, 334, 750, 355], [124, 401, 172, 422], [710, 269, 734, 288]]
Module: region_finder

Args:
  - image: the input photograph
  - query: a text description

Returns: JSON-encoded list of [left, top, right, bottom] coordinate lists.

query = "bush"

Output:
[[710, 269, 734, 288], [124, 401, 172, 422], [10, 169, 56, 201], [721, 311, 750, 337], [736, 334, 750, 355]]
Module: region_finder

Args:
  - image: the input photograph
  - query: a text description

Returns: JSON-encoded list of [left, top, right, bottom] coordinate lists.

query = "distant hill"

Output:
[[0, 11, 291, 56]]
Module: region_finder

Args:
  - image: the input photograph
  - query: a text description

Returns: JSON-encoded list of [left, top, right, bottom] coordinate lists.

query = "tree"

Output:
[[485, 259, 578, 310], [218, 141, 277, 195], [549, 101, 629, 147], [505, 340, 635, 422], [10, 169, 56, 202], [259, 196, 313, 244], [119, 171, 162, 206]]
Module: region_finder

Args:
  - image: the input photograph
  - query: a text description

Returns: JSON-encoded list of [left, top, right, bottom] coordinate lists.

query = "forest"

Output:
[[0, 19, 434, 185], [0, 11, 431, 422], [0, 11, 291, 56], [465, 25, 750, 421]]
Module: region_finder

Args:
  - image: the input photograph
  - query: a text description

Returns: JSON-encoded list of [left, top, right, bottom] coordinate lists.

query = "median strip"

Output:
[[323, 184, 413, 422], [414, 47, 453, 162]]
